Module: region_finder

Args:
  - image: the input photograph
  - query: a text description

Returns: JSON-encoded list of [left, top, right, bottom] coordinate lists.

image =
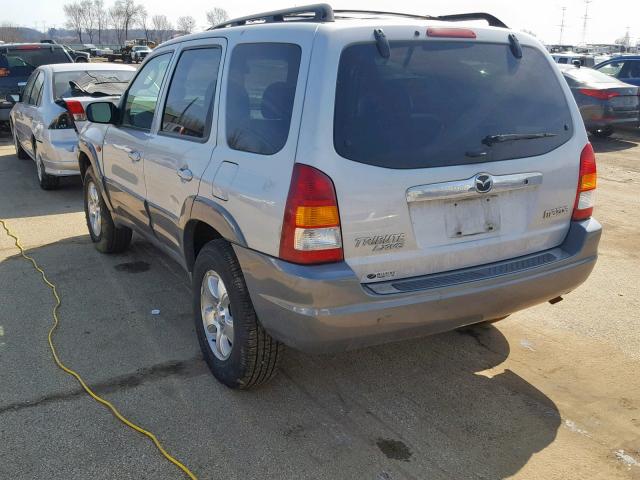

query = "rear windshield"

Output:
[[53, 70, 134, 98], [334, 41, 574, 169], [0, 47, 70, 77]]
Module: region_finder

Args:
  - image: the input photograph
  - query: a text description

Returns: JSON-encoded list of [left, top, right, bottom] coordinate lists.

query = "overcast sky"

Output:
[[4, 0, 638, 45]]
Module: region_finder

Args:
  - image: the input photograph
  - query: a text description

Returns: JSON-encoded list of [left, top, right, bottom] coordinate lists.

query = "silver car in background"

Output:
[[9, 63, 135, 189]]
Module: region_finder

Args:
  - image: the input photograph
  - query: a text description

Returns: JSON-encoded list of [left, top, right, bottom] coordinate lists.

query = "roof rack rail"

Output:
[[333, 10, 437, 21], [434, 13, 508, 29], [208, 3, 334, 30]]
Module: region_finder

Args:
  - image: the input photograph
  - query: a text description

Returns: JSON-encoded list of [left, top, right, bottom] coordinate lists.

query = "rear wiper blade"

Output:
[[482, 132, 557, 146]]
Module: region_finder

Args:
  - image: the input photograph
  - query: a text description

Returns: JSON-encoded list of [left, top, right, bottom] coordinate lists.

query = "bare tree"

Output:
[[206, 7, 229, 28], [63, 1, 84, 43], [121, 0, 141, 41], [80, 0, 96, 43], [137, 6, 150, 41], [151, 14, 172, 43], [108, 1, 125, 44], [93, 0, 108, 44], [177, 16, 196, 35]]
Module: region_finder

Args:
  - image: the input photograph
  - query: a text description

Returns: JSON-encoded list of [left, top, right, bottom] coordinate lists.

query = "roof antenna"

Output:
[[508, 34, 523, 59], [374, 29, 390, 58]]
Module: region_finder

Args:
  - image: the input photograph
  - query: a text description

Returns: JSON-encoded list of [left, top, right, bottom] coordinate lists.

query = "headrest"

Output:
[[261, 82, 295, 120]]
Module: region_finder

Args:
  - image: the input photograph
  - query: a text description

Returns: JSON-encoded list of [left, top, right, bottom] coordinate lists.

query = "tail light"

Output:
[[279, 164, 343, 265], [0, 68, 9, 77], [64, 99, 87, 122], [579, 88, 620, 101], [572, 143, 597, 221]]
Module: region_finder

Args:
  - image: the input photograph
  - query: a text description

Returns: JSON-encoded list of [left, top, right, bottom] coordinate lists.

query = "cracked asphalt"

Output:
[[0, 128, 639, 480]]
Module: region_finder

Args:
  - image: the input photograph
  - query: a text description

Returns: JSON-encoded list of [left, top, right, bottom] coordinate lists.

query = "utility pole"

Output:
[[558, 6, 567, 45], [581, 0, 592, 45]]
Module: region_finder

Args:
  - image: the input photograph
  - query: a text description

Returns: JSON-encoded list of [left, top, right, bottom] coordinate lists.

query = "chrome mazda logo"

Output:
[[474, 173, 493, 193]]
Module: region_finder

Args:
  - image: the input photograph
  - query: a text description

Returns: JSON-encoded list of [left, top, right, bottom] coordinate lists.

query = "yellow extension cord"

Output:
[[0, 219, 197, 480]]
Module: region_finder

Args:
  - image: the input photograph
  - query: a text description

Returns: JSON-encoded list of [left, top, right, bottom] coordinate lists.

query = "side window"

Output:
[[597, 61, 623, 77], [226, 43, 302, 155], [122, 53, 172, 130], [557, 58, 568, 64], [21, 71, 38, 103], [620, 60, 640, 79], [27, 72, 44, 106], [161, 46, 222, 139]]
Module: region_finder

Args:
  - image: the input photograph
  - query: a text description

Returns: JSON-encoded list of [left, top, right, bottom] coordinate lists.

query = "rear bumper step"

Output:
[[234, 219, 601, 354]]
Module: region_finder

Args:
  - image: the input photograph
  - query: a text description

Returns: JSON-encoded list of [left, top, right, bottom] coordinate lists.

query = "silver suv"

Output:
[[77, 5, 601, 389]]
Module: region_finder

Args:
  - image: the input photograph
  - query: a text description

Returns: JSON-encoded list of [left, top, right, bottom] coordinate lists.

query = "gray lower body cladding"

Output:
[[234, 219, 601, 353]]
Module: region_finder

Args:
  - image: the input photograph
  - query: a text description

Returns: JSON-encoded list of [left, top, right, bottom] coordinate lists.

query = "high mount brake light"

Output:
[[426, 27, 476, 39], [572, 143, 597, 221], [279, 164, 343, 265]]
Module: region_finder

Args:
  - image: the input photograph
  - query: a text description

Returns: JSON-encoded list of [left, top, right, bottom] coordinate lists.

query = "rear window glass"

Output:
[[53, 70, 134, 98], [0, 47, 70, 77], [226, 43, 301, 155], [334, 41, 573, 169]]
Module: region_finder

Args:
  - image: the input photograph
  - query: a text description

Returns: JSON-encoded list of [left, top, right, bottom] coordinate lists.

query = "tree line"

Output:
[[62, 0, 229, 45]]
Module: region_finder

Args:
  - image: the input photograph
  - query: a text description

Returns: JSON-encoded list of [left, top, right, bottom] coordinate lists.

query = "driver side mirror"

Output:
[[86, 102, 118, 124], [6, 94, 20, 105]]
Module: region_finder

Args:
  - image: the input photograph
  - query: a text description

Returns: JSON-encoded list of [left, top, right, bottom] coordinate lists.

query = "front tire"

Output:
[[83, 167, 132, 253], [193, 240, 282, 389]]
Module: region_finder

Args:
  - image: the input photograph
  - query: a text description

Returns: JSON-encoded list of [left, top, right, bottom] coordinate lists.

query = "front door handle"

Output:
[[177, 167, 193, 182], [128, 150, 141, 162]]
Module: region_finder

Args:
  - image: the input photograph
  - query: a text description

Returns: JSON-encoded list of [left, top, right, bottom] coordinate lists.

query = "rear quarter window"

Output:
[[334, 41, 574, 169], [226, 43, 301, 155]]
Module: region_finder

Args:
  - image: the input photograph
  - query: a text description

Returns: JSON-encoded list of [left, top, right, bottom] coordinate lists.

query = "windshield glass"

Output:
[[54, 70, 134, 98], [0, 47, 70, 77], [334, 41, 574, 169]]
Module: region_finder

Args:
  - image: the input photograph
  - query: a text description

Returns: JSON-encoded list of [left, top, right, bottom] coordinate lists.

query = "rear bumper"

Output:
[[41, 137, 80, 176], [235, 219, 601, 353]]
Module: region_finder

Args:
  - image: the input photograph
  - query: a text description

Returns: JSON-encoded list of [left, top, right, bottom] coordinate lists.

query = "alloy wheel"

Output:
[[200, 270, 234, 360]]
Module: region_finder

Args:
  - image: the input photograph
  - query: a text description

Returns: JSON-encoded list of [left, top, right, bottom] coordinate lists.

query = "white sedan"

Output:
[[9, 63, 135, 189]]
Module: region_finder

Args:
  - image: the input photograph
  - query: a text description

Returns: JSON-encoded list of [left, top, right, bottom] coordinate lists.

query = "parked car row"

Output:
[[559, 64, 640, 137], [9, 63, 135, 188], [5, 6, 602, 389]]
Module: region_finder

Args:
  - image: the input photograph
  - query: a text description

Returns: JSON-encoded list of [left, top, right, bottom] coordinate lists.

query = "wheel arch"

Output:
[[183, 196, 247, 272]]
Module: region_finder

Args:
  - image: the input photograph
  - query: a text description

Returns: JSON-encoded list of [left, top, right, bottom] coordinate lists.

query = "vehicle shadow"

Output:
[[272, 323, 560, 479], [0, 236, 561, 480], [589, 133, 640, 153], [0, 133, 83, 220]]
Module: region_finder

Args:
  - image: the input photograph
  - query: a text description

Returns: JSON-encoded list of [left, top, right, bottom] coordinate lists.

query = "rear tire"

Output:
[[591, 127, 614, 138], [35, 147, 60, 190], [11, 121, 29, 160], [83, 167, 132, 253], [193, 240, 282, 389]]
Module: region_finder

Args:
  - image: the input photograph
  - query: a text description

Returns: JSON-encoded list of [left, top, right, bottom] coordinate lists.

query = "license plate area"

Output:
[[444, 196, 500, 238], [611, 96, 639, 109]]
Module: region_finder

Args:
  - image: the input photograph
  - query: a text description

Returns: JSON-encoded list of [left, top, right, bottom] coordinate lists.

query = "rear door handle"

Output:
[[128, 150, 141, 162], [177, 167, 193, 182]]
